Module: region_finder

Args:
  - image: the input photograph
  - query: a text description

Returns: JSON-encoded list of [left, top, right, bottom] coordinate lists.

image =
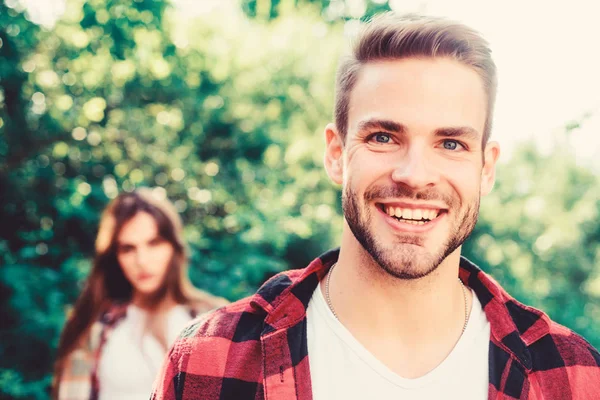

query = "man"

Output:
[[152, 13, 600, 400]]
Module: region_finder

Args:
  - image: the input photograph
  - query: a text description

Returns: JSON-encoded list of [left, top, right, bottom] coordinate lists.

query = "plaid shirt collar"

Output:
[[152, 248, 600, 400], [250, 248, 550, 372]]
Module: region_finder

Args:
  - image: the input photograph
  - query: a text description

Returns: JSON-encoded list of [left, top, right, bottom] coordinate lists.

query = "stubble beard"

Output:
[[342, 183, 480, 280]]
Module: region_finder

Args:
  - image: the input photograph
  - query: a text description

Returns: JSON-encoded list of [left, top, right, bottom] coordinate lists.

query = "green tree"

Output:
[[240, 0, 391, 21], [1, 0, 598, 399], [1, 0, 345, 397], [464, 132, 600, 346]]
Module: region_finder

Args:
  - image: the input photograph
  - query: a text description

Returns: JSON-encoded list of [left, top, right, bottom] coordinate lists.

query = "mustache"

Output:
[[364, 184, 456, 206]]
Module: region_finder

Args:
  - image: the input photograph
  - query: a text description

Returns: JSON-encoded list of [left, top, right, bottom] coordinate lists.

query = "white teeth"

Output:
[[384, 205, 440, 222], [413, 209, 422, 220]]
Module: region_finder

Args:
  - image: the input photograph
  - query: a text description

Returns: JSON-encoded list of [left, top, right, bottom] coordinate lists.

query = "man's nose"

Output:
[[391, 144, 439, 190]]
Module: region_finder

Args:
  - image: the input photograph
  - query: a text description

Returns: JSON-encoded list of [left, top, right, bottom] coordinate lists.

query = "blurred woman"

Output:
[[53, 189, 226, 400]]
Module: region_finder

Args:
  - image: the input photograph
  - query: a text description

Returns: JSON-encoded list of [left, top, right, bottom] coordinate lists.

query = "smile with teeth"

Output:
[[380, 205, 441, 225]]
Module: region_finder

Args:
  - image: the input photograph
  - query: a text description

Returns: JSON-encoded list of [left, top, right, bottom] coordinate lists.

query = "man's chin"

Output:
[[379, 258, 440, 280], [368, 245, 442, 279]]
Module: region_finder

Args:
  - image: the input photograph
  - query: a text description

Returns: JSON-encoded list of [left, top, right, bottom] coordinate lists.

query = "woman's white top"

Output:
[[97, 304, 192, 400]]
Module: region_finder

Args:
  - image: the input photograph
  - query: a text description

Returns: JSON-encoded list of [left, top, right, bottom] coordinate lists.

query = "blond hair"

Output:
[[335, 13, 497, 145]]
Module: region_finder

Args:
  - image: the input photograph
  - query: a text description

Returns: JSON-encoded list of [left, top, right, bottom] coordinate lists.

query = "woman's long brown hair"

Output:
[[53, 188, 225, 396]]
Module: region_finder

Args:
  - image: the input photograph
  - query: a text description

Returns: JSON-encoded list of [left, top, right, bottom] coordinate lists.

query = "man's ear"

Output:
[[481, 140, 500, 196], [324, 123, 344, 185]]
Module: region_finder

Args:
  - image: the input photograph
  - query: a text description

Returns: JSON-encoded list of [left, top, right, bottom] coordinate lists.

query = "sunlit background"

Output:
[[1, 1, 599, 399], [18, 0, 600, 168]]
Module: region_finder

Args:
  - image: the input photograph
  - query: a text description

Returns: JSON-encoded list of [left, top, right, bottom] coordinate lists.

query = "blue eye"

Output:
[[443, 140, 460, 150], [373, 133, 391, 143]]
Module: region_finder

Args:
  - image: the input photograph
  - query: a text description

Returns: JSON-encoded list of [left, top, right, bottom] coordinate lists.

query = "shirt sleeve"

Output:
[[56, 346, 94, 400], [55, 320, 104, 400]]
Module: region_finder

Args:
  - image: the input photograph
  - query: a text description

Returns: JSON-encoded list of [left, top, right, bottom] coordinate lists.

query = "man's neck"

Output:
[[321, 233, 472, 378]]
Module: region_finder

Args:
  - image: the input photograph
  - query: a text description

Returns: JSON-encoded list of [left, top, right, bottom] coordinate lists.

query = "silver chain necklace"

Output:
[[325, 263, 470, 335]]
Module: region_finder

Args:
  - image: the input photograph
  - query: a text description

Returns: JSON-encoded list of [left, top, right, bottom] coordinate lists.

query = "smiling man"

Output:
[[152, 13, 600, 400]]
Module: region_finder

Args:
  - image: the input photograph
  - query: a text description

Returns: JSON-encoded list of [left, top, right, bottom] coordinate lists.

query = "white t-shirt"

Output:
[[97, 304, 192, 400], [306, 284, 490, 400]]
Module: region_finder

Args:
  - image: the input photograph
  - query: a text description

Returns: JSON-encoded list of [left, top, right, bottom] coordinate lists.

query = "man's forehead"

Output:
[[352, 57, 485, 93], [346, 58, 487, 136]]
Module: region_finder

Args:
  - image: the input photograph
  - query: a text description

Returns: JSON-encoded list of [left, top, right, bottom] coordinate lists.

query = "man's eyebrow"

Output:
[[355, 119, 481, 141], [434, 126, 481, 141], [356, 119, 406, 134]]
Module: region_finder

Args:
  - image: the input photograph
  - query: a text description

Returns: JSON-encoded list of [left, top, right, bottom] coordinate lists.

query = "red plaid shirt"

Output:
[[152, 249, 600, 399]]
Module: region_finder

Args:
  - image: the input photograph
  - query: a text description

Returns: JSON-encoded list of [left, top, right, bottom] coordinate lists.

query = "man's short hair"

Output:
[[335, 13, 497, 145]]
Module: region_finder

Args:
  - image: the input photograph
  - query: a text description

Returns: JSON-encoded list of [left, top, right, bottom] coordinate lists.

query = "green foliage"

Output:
[[0, 0, 598, 399], [464, 139, 600, 345], [240, 0, 391, 21], [1, 1, 346, 397]]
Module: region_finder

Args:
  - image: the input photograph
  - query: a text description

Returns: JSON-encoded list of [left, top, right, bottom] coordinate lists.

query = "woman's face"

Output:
[[115, 212, 175, 302]]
